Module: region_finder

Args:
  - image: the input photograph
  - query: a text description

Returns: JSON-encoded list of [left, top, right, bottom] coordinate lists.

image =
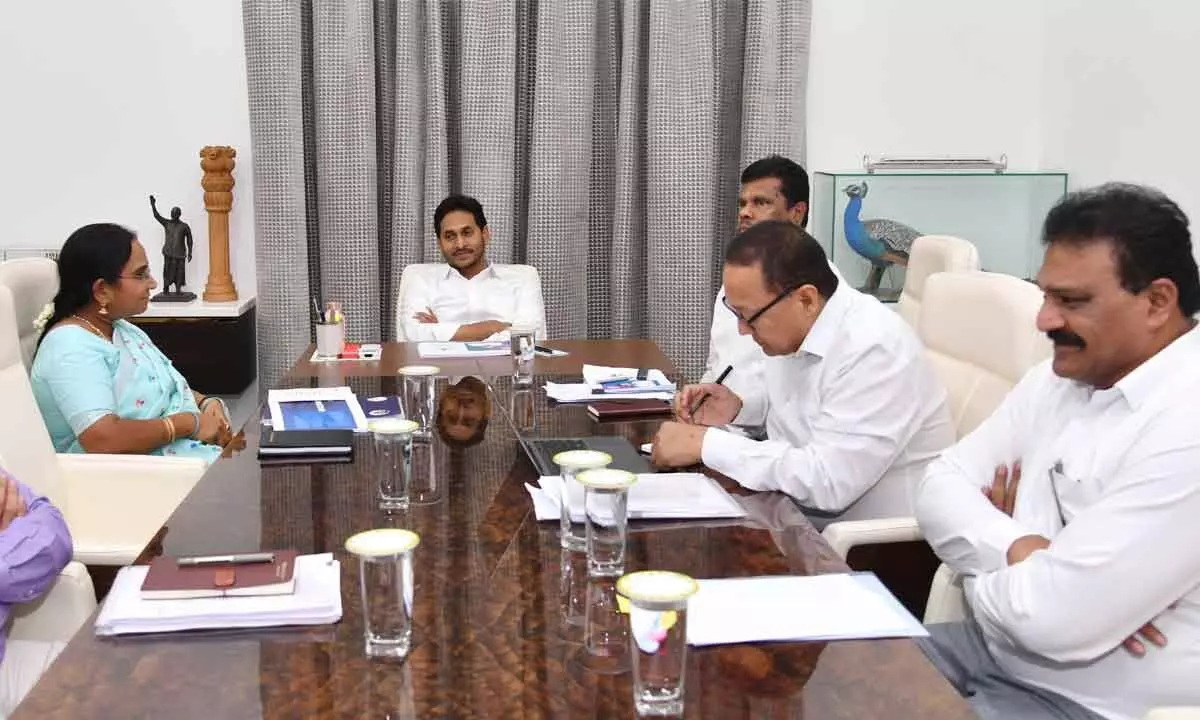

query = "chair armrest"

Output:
[[56, 454, 208, 565], [1145, 710, 1200, 720], [820, 517, 923, 560], [7, 561, 96, 643], [924, 563, 969, 624]]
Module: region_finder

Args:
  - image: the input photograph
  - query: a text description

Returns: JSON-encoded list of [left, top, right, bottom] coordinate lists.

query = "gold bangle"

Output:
[[163, 417, 176, 444]]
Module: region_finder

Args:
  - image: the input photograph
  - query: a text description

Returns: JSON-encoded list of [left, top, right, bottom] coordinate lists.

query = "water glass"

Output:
[[552, 450, 613, 551], [345, 528, 420, 660], [370, 418, 418, 511], [315, 321, 344, 358], [580, 578, 630, 674], [510, 388, 536, 431], [617, 571, 699, 717], [510, 326, 536, 386], [578, 468, 637, 577], [397, 365, 439, 435], [559, 549, 589, 642], [409, 435, 444, 505]]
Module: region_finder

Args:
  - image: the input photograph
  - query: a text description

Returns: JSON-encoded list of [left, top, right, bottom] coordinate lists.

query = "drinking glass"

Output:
[[578, 468, 637, 577], [552, 450, 612, 550], [397, 365, 439, 435], [617, 571, 699, 717], [370, 418, 419, 511], [345, 528, 420, 660], [510, 325, 536, 387]]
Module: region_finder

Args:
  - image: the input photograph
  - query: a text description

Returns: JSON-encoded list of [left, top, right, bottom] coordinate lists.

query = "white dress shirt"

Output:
[[701, 260, 846, 395], [700, 283, 954, 520], [396, 263, 546, 342], [915, 325, 1200, 720]]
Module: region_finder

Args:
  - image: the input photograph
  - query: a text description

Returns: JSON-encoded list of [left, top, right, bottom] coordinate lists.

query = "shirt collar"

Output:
[[443, 262, 495, 281], [797, 283, 854, 359], [1111, 322, 1200, 410]]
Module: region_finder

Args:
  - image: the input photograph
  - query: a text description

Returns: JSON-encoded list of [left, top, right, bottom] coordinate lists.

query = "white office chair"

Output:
[[8, 561, 96, 644], [0, 285, 208, 566], [822, 271, 1051, 619], [393, 263, 544, 341], [896, 235, 981, 329], [0, 258, 59, 371]]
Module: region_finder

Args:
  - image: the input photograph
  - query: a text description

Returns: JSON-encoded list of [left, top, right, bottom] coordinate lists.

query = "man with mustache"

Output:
[[397, 194, 546, 342], [914, 183, 1200, 720]]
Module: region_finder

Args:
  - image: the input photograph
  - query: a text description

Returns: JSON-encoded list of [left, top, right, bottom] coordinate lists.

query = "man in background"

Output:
[[397, 194, 546, 342]]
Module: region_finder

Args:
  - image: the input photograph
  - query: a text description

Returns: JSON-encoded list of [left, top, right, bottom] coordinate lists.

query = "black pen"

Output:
[[691, 365, 732, 415]]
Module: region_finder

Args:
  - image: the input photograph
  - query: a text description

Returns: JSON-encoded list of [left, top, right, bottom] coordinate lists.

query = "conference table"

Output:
[[14, 340, 972, 719]]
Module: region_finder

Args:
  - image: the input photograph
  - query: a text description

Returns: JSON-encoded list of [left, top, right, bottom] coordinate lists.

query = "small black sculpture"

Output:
[[149, 195, 196, 301]]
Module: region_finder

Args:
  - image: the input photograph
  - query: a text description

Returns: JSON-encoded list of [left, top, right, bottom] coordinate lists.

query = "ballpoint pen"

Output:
[[691, 365, 733, 415], [177, 552, 276, 567]]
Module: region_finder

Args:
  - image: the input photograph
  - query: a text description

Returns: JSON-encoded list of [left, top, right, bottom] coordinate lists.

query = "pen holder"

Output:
[[316, 321, 344, 358]]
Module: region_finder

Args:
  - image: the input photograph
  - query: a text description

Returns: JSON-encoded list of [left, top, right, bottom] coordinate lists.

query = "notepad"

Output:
[[527, 473, 747, 521], [685, 573, 927, 646], [95, 553, 342, 636]]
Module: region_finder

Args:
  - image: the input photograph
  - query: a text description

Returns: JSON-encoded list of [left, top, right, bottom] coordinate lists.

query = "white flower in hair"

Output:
[[32, 302, 55, 331]]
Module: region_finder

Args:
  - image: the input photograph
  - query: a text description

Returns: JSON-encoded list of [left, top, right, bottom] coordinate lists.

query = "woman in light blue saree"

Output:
[[30, 224, 229, 462]]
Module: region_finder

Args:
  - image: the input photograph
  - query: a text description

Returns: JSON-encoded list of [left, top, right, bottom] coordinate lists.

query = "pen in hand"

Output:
[[690, 365, 733, 417]]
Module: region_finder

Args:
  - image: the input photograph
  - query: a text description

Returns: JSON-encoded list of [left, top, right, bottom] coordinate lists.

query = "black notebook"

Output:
[[258, 428, 354, 458]]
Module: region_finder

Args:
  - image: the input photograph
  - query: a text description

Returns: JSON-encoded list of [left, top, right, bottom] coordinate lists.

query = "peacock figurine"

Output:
[[842, 182, 922, 295]]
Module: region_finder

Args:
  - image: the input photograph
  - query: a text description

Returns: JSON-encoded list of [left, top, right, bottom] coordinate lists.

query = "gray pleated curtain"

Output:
[[243, 0, 811, 389]]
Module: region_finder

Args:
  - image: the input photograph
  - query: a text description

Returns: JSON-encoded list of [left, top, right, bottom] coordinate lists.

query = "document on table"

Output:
[[417, 341, 510, 358], [94, 553, 343, 636], [526, 473, 747, 521], [686, 573, 927, 646]]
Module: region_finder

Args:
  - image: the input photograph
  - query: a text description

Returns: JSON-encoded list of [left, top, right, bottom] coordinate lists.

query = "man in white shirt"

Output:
[[914, 183, 1200, 720], [397, 194, 546, 342], [652, 220, 954, 523], [703, 155, 811, 397]]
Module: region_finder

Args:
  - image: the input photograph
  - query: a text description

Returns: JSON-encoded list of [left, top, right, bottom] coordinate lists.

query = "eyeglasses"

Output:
[[722, 286, 798, 327], [120, 270, 154, 281], [1048, 460, 1069, 527]]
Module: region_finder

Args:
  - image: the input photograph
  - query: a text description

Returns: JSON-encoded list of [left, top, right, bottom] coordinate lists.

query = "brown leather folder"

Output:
[[586, 398, 672, 421]]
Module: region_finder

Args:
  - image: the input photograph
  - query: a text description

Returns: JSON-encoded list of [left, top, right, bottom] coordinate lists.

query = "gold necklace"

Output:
[[71, 314, 112, 341]]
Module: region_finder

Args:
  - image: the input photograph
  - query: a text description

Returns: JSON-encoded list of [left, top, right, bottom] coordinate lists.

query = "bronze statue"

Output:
[[149, 195, 196, 301]]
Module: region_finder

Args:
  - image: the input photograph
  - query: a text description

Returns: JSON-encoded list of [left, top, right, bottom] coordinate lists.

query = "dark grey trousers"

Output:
[[918, 622, 1107, 720]]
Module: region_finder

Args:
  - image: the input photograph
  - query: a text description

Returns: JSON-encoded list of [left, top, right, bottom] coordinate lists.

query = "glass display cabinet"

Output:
[[811, 171, 1068, 300]]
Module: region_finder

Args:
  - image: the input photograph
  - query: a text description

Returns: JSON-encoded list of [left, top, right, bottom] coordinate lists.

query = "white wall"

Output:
[[0, 1, 255, 295], [807, 0, 1200, 261]]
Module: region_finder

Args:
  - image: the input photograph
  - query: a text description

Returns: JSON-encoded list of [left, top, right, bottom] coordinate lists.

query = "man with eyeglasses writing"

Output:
[[652, 220, 954, 524]]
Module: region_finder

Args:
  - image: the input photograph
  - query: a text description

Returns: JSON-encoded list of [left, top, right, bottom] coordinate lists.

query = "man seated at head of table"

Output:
[[703, 155, 845, 402], [0, 463, 72, 718], [652, 220, 954, 524], [29, 223, 230, 461], [914, 183, 1200, 720], [396, 194, 547, 342]]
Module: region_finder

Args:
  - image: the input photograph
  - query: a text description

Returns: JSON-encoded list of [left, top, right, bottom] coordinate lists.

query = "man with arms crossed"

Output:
[[0, 463, 72, 717], [397, 194, 546, 342], [915, 183, 1200, 720], [653, 220, 953, 523]]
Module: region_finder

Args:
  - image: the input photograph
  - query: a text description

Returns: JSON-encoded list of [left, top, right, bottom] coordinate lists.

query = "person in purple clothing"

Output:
[[0, 464, 73, 717]]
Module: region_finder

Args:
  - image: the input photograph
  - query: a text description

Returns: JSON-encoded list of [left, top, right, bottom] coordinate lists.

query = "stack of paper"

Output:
[[417, 341, 509, 358], [527, 473, 746, 521], [95, 554, 343, 636], [544, 365, 675, 403], [685, 573, 927, 646]]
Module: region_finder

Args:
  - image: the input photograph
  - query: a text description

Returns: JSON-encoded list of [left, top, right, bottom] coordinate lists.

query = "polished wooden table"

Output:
[[15, 340, 971, 719]]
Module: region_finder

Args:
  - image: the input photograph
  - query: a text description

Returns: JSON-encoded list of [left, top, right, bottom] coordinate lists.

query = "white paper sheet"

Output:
[[417, 341, 510, 358], [527, 473, 747, 521], [95, 554, 343, 636], [686, 573, 927, 646]]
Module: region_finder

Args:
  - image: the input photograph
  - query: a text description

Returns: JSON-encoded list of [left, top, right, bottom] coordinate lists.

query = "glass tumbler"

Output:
[[577, 468, 637, 577], [617, 571, 699, 717], [551, 450, 612, 551], [345, 528, 421, 660], [510, 325, 536, 387], [369, 418, 419, 511], [397, 365, 439, 436]]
